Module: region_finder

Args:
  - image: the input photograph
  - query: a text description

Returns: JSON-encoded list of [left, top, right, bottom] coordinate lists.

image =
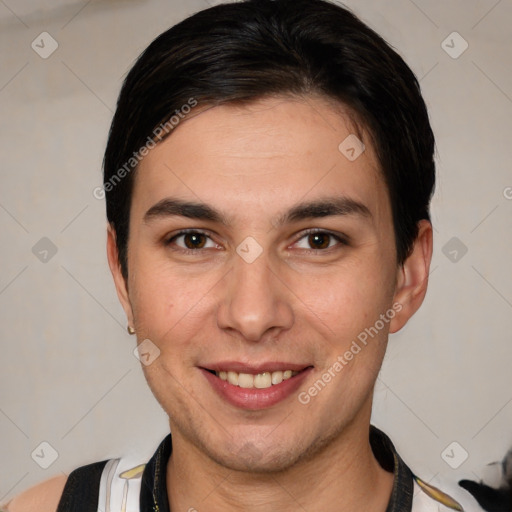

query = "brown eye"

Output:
[[308, 233, 331, 250], [294, 230, 348, 252], [166, 230, 217, 251], [183, 233, 207, 249]]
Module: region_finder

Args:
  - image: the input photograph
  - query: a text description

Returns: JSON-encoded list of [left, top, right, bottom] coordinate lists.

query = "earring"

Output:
[[127, 325, 136, 335]]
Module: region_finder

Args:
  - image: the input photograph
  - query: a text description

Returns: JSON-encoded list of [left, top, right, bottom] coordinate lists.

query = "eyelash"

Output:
[[164, 229, 349, 255]]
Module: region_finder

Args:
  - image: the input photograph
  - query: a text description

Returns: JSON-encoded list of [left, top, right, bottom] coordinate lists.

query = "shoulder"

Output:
[[1, 474, 68, 512]]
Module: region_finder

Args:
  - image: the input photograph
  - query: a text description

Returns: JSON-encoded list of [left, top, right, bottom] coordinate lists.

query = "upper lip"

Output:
[[201, 361, 313, 374]]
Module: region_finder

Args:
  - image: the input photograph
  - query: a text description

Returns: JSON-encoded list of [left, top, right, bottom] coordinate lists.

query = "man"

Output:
[[3, 0, 484, 510]]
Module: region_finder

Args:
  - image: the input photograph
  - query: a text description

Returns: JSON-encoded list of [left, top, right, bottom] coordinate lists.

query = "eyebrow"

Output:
[[144, 198, 228, 224], [275, 196, 371, 227], [143, 196, 371, 226]]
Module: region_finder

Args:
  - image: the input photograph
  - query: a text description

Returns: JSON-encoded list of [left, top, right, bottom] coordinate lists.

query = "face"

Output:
[[108, 95, 431, 473]]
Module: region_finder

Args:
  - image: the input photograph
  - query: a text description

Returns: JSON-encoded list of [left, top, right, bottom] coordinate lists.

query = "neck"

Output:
[[166, 413, 394, 512]]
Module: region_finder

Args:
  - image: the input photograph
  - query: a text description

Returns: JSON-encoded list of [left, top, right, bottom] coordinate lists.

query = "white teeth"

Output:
[[254, 372, 271, 389], [214, 369, 299, 389], [271, 371, 283, 385], [238, 373, 254, 388], [227, 371, 239, 386]]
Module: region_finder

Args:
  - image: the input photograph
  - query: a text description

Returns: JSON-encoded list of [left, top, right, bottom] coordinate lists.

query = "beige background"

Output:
[[1, 0, 511, 503]]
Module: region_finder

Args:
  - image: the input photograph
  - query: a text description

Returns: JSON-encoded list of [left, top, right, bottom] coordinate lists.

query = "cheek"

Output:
[[295, 256, 395, 340], [129, 261, 190, 338], [129, 256, 225, 355]]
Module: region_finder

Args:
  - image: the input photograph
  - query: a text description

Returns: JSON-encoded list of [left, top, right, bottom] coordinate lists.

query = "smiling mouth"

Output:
[[204, 368, 311, 390]]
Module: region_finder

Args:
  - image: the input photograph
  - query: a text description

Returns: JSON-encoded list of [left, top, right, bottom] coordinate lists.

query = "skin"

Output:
[[106, 95, 433, 512], [1, 476, 66, 512]]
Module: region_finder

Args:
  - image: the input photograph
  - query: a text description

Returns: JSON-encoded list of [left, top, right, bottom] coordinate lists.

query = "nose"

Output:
[[216, 248, 294, 343]]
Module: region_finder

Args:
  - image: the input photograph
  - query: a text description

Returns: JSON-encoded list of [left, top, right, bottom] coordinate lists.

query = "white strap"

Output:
[[97, 457, 146, 512]]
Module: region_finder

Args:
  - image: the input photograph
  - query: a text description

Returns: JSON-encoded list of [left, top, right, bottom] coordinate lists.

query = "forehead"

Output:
[[132, 95, 388, 224]]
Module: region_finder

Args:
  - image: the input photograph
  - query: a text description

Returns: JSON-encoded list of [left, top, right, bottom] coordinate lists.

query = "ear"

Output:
[[389, 219, 433, 334], [106, 224, 134, 329]]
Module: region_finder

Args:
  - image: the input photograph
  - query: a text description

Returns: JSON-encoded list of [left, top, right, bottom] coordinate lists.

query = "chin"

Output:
[[209, 442, 304, 474]]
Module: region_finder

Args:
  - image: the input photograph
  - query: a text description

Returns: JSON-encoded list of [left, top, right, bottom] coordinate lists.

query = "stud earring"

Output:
[[127, 325, 136, 335]]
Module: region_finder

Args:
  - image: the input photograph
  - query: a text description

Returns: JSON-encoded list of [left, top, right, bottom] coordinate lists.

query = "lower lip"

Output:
[[201, 368, 313, 410]]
